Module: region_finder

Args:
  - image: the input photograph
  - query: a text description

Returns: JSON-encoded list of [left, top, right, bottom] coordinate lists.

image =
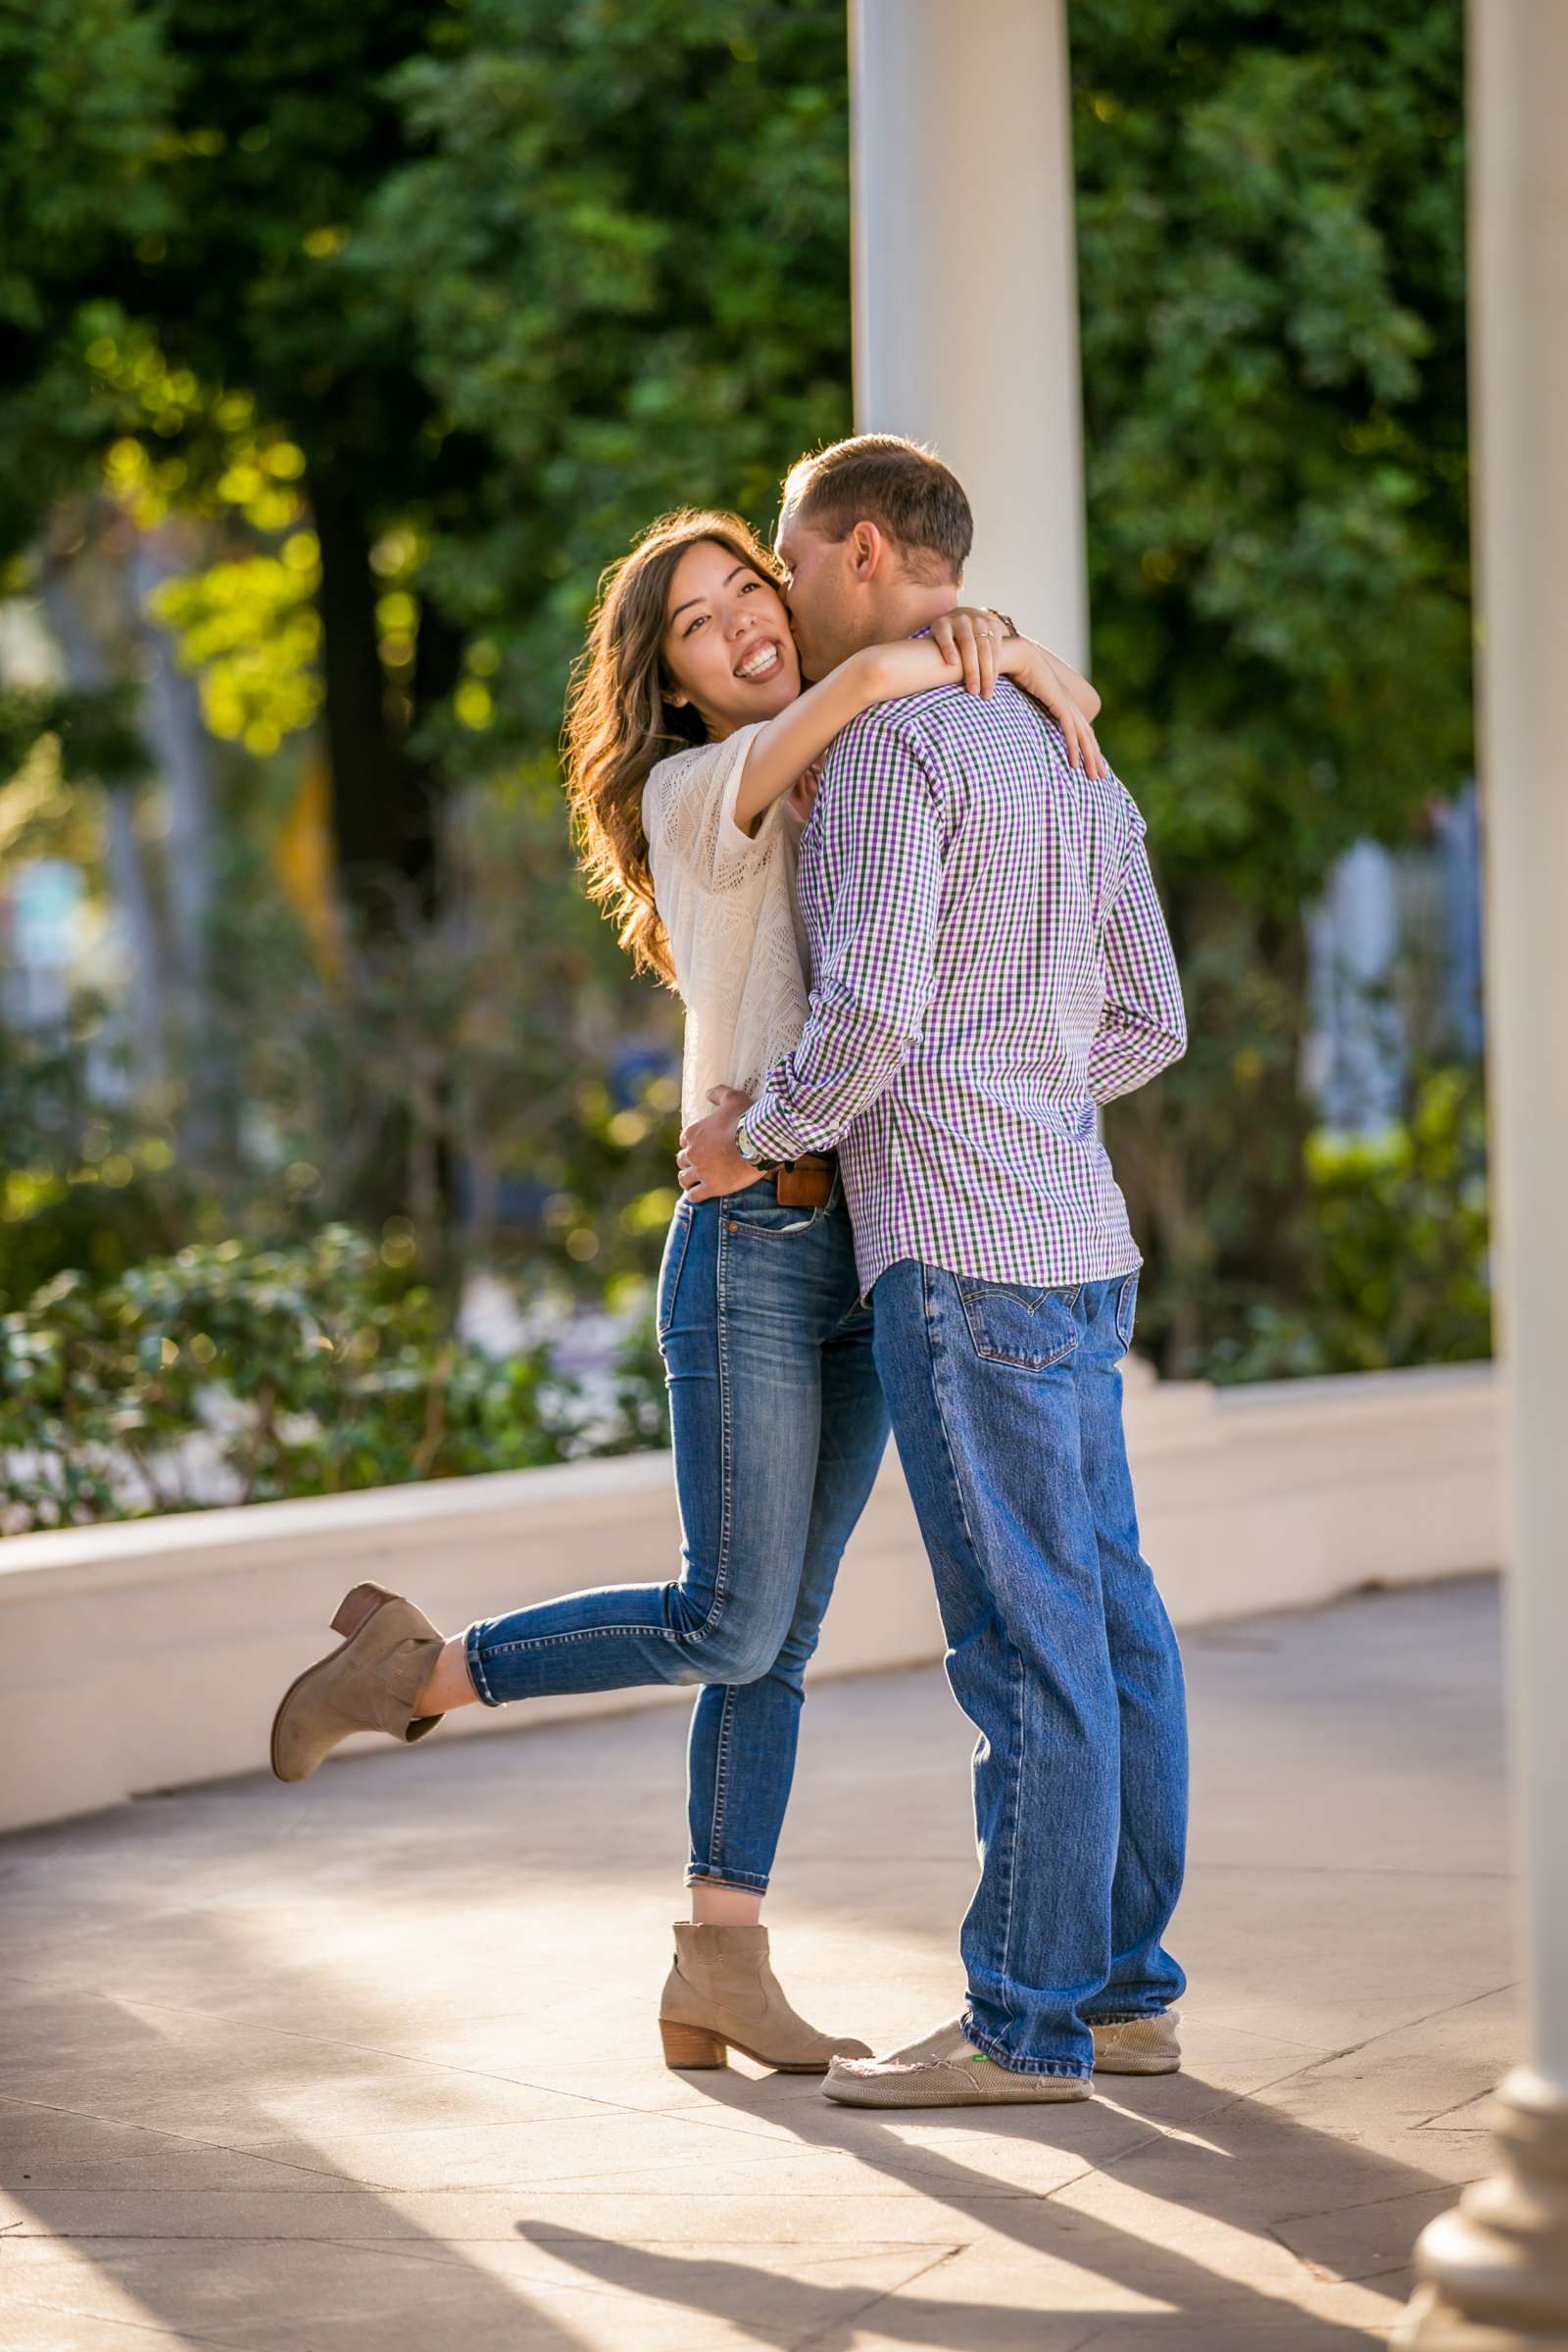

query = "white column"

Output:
[[849, 0, 1088, 665], [1395, 3, 1568, 2340]]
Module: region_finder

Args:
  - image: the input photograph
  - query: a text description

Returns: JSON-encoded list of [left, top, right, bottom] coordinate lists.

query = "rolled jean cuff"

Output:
[[464, 1623, 504, 1708], [962, 2011, 1093, 2081], [685, 1864, 771, 1893]]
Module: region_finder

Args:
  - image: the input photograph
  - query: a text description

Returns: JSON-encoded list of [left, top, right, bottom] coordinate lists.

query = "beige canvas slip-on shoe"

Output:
[[1092, 2009, 1182, 2074], [270, 1583, 446, 1784], [658, 1923, 871, 2073], [822, 2017, 1093, 2108]]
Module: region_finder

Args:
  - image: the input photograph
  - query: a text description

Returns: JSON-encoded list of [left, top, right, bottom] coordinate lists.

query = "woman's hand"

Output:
[[928, 606, 1010, 698], [999, 637, 1109, 777]]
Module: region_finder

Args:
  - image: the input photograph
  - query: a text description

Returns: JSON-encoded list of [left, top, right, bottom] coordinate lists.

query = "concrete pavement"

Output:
[[0, 1574, 1512, 2349]]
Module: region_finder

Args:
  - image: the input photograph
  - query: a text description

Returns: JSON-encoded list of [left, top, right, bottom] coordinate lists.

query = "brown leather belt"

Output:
[[774, 1152, 837, 1209]]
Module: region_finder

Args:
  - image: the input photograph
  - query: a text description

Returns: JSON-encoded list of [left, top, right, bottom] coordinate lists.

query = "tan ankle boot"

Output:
[[270, 1584, 446, 1784], [658, 1923, 871, 2073]]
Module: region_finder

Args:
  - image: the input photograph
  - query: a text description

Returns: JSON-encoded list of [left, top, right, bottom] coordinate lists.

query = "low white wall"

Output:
[[0, 1361, 1499, 1835]]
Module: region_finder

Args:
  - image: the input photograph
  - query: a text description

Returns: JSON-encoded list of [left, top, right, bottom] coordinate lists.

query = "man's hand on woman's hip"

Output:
[[677, 1086, 765, 1201]]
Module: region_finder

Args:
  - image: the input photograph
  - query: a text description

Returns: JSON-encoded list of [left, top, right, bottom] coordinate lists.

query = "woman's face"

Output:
[[661, 540, 801, 738]]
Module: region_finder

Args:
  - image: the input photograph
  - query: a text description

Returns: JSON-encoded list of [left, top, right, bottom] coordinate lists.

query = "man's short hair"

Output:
[[781, 434, 972, 583]]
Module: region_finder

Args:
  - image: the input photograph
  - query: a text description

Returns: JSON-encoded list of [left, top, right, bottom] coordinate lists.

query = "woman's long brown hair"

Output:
[[562, 508, 783, 987]]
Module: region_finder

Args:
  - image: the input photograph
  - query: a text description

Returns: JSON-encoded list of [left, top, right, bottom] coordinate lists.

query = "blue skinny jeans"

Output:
[[466, 1176, 889, 1891]]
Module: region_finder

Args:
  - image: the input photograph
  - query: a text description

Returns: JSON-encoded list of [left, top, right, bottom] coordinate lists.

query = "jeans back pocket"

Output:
[[956, 1277, 1083, 1372]]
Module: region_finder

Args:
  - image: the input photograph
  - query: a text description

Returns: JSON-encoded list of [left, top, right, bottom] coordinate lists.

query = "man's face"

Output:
[[773, 507, 860, 682]]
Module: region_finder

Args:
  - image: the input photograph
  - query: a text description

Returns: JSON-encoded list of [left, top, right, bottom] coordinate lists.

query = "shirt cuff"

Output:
[[738, 1097, 809, 1164]]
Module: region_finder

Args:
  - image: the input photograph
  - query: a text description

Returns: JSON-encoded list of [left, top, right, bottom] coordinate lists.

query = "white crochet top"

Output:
[[642, 722, 811, 1131]]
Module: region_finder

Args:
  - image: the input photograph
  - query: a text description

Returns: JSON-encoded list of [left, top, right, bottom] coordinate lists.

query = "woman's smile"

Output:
[[734, 637, 785, 683]]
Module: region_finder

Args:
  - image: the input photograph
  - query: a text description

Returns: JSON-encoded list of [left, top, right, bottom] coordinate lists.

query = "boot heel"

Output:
[[331, 1583, 395, 1641], [660, 2020, 727, 2070]]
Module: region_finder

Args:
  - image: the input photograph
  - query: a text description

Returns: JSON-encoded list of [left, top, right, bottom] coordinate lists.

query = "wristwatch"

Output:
[[735, 1122, 779, 1174]]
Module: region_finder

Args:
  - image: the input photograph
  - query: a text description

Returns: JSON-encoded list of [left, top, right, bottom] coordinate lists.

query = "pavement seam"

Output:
[[781, 2241, 967, 2352], [1345, 2258, 1425, 2288], [1261, 2214, 1416, 2289], [1352, 1980, 1519, 2036], [1225, 1978, 1521, 2123], [1115, 1975, 1519, 2148], [0, 2292, 238, 2352], [1413, 2081, 1513, 2132], [233, 2110, 635, 2146], [4, 2191, 1105, 2218], [1050, 2110, 1408, 2323], [0, 2092, 401, 2187], [650, 2100, 1167, 2202], [1266, 2175, 1488, 2234], [1, 1978, 833, 2141], [0, 1983, 635, 2116]]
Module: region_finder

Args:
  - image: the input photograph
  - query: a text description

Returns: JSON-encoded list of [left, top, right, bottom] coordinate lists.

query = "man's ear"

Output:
[[848, 519, 885, 582]]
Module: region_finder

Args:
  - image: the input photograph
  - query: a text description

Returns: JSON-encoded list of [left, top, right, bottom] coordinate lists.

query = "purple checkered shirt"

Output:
[[737, 679, 1186, 1298]]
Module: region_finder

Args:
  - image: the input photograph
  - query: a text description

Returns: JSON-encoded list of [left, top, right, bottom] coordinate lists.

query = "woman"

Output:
[[270, 508, 1104, 2072]]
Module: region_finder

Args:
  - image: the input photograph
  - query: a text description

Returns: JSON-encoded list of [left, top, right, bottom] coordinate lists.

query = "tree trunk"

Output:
[[408, 599, 464, 910], [128, 521, 231, 1171], [307, 470, 461, 1255], [309, 469, 430, 922], [37, 555, 170, 1086], [100, 788, 167, 1084]]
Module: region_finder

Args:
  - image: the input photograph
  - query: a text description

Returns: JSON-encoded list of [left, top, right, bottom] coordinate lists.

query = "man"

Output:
[[678, 434, 1189, 2107]]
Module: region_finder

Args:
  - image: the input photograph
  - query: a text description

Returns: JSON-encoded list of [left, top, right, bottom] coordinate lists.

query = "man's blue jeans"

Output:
[[466, 1179, 889, 1891], [872, 1260, 1188, 2079]]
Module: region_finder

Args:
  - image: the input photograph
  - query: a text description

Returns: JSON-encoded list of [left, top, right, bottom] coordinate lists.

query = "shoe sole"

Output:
[[822, 2088, 1091, 2107], [1093, 2055, 1181, 2075], [822, 2077, 1092, 2109], [269, 1583, 397, 1783]]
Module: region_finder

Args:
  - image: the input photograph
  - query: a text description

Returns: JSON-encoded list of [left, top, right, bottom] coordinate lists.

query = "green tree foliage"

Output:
[[1208, 1064, 1489, 1380], [0, 0, 850, 891], [0, 1019, 191, 1311], [0, 0, 1476, 1387], [1073, 0, 1469, 900], [2, 0, 468, 906], [0, 0, 177, 547], [357, 0, 851, 745], [1068, 1, 1471, 1364], [0, 0, 850, 1275]]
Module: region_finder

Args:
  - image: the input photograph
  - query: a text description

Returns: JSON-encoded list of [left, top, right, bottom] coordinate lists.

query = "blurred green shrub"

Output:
[[0, 1019, 194, 1310], [0, 1224, 666, 1533], [1203, 1065, 1491, 1383]]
